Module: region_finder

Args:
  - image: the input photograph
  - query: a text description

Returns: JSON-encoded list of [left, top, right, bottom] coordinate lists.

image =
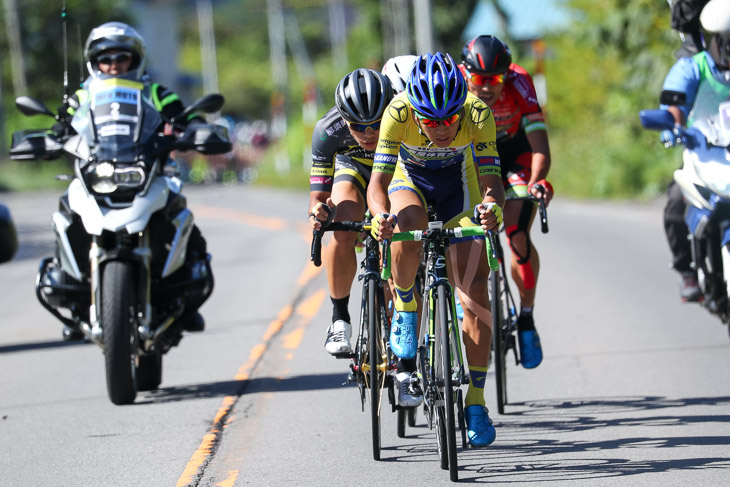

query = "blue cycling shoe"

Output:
[[390, 311, 417, 359], [465, 405, 496, 447], [518, 329, 543, 369], [454, 293, 464, 321]]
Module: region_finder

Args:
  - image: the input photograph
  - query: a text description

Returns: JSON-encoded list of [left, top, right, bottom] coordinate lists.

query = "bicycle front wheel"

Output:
[[490, 270, 508, 415], [436, 287, 458, 480], [367, 279, 385, 461]]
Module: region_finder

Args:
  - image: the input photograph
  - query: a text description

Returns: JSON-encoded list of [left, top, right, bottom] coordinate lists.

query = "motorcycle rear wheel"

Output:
[[102, 261, 138, 405]]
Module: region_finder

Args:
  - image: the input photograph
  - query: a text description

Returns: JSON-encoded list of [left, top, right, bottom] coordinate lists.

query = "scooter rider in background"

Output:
[[460, 35, 553, 369], [661, 0, 730, 302], [57, 21, 210, 340]]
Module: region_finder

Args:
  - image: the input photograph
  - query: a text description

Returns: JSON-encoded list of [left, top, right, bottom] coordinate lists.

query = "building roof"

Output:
[[462, 0, 572, 42]]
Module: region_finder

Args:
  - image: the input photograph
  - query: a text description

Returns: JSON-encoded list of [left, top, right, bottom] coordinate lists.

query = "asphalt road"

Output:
[[0, 185, 728, 486]]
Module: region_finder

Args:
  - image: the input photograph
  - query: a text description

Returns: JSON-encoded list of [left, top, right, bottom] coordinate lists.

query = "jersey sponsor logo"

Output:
[[470, 103, 491, 124], [311, 160, 330, 169], [474, 141, 497, 152], [310, 176, 332, 185], [310, 168, 330, 176], [374, 153, 398, 165], [378, 139, 401, 151], [475, 156, 500, 167], [388, 100, 409, 123]]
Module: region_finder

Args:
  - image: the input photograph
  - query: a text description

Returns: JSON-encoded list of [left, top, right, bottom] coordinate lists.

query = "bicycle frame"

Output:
[[388, 222, 486, 480]]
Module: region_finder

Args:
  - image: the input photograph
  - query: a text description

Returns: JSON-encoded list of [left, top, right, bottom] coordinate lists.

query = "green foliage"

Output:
[[544, 0, 681, 199]]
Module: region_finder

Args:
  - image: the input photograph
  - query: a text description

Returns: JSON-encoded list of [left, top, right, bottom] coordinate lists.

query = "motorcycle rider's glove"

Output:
[[660, 129, 677, 148]]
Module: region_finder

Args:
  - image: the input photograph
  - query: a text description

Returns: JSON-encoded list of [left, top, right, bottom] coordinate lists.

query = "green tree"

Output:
[[544, 0, 681, 198]]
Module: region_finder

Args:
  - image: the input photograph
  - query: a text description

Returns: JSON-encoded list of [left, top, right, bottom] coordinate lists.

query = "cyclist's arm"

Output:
[[308, 112, 340, 228], [525, 129, 552, 203], [471, 99, 506, 208]]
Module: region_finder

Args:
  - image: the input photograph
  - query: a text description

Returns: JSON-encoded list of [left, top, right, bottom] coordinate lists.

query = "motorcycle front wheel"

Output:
[[102, 261, 138, 405]]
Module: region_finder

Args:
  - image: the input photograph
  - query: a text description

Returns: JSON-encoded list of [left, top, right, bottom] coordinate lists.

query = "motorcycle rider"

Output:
[[460, 35, 553, 369], [660, 0, 730, 302], [57, 21, 209, 340]]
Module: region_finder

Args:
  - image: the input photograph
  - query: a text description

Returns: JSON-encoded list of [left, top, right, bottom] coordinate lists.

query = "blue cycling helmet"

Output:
[[406, 52, 467, 119]]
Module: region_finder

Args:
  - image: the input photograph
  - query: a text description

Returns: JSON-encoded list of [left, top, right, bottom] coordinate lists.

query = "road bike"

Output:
[[488, 190, 549, 414], [386, 222, 490, 482], [311, 218, 397, 461]]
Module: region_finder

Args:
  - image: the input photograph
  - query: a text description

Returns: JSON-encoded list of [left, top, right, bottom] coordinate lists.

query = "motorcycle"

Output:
[[640, 74, 730, 336], [9, 76, 231, 404]]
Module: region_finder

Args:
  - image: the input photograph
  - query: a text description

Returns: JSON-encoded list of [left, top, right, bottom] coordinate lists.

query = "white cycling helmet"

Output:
[[382, 55, 418, 93]]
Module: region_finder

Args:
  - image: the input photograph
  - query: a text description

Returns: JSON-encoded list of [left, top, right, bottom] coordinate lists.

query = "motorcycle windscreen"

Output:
[[71, 78, 162, 163], [688, 75, 730, 147]]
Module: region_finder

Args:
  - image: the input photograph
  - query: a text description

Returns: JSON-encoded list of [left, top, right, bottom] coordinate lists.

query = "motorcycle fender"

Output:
[[51, 211, 84, 281], [674, 167, 712, 211], [68, 177, 171, 235], [161, 208, 194, 278]]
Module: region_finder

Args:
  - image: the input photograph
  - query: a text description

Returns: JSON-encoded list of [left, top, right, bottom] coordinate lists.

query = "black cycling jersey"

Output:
[[309, 106, 377, 193]]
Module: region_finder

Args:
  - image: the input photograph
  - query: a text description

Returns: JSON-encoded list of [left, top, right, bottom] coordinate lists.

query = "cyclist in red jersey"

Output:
[[460, 35, 554, 369]]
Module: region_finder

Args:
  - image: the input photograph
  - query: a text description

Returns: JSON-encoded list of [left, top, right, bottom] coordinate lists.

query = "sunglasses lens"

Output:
[[98, 52, 131, 64], [469, 72, 504, 85], [349, 120, 380, 132], [416, 112, 459, 127]]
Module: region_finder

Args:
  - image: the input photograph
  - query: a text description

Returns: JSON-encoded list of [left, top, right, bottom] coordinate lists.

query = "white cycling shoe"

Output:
[[396, 371, 423, 407], [324, 320, 352, 355]]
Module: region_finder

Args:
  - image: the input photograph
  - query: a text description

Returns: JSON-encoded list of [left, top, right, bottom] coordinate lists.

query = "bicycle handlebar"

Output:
[[382, 226, 499, 278], [310, 221, 392, 281], [507, 187, 549, 234]]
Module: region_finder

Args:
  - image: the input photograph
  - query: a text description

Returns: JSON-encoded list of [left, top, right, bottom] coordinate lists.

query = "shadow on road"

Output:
[[140, 372, 351, 404], [0, 338, 91, 354], [379, 395, 730, 483]]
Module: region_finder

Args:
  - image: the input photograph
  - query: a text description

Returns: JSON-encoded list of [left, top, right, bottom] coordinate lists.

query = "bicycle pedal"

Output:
[[332, 351, 355, 359]]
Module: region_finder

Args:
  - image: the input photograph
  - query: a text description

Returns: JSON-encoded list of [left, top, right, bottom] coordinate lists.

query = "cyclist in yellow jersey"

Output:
[[367, 52, 504, 447]]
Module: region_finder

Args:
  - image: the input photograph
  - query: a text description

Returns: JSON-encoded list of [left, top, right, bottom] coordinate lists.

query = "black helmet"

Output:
[[84, 22, 146, 79], [335, 68, 394, 123], [461, 35, 512, 74]]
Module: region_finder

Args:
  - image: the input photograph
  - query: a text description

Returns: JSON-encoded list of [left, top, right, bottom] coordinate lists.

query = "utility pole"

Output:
[[267, 0, 289, 174], [197, 0, 219, 96], [328, 0, 348, 73], [413, 0, 433, 54], [3, 0, 28, 94]]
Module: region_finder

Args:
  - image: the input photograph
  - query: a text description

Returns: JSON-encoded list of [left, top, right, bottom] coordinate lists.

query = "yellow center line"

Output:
[[176, 263, 326, 486], [216, 471, 239, 487]]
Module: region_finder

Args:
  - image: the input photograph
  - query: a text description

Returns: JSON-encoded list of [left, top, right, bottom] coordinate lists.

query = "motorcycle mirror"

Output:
[[639, 109, 675, 131], [177, 94, 225, 121], [15, 96, 55, 118]]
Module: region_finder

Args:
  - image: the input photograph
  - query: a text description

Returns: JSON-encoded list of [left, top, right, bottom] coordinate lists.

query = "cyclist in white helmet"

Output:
[[382, 55, 418, 93]]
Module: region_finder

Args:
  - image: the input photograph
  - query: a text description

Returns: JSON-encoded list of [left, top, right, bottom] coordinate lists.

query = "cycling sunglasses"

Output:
[[97, 52, 133, 65], [413, 110, 460, 128], [466, 71, 505, 86], [347, 120, 381, 132]]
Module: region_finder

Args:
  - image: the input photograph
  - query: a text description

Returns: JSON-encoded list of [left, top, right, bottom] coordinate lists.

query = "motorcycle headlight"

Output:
[[88, 162, 117, 193], [87, 162, 146, 194]]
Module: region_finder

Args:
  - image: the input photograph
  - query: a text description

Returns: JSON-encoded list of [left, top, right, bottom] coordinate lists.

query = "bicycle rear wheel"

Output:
[[490, 270, 508, 415], [436, 288, 458, 481], [367, 279, 385, 460]]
